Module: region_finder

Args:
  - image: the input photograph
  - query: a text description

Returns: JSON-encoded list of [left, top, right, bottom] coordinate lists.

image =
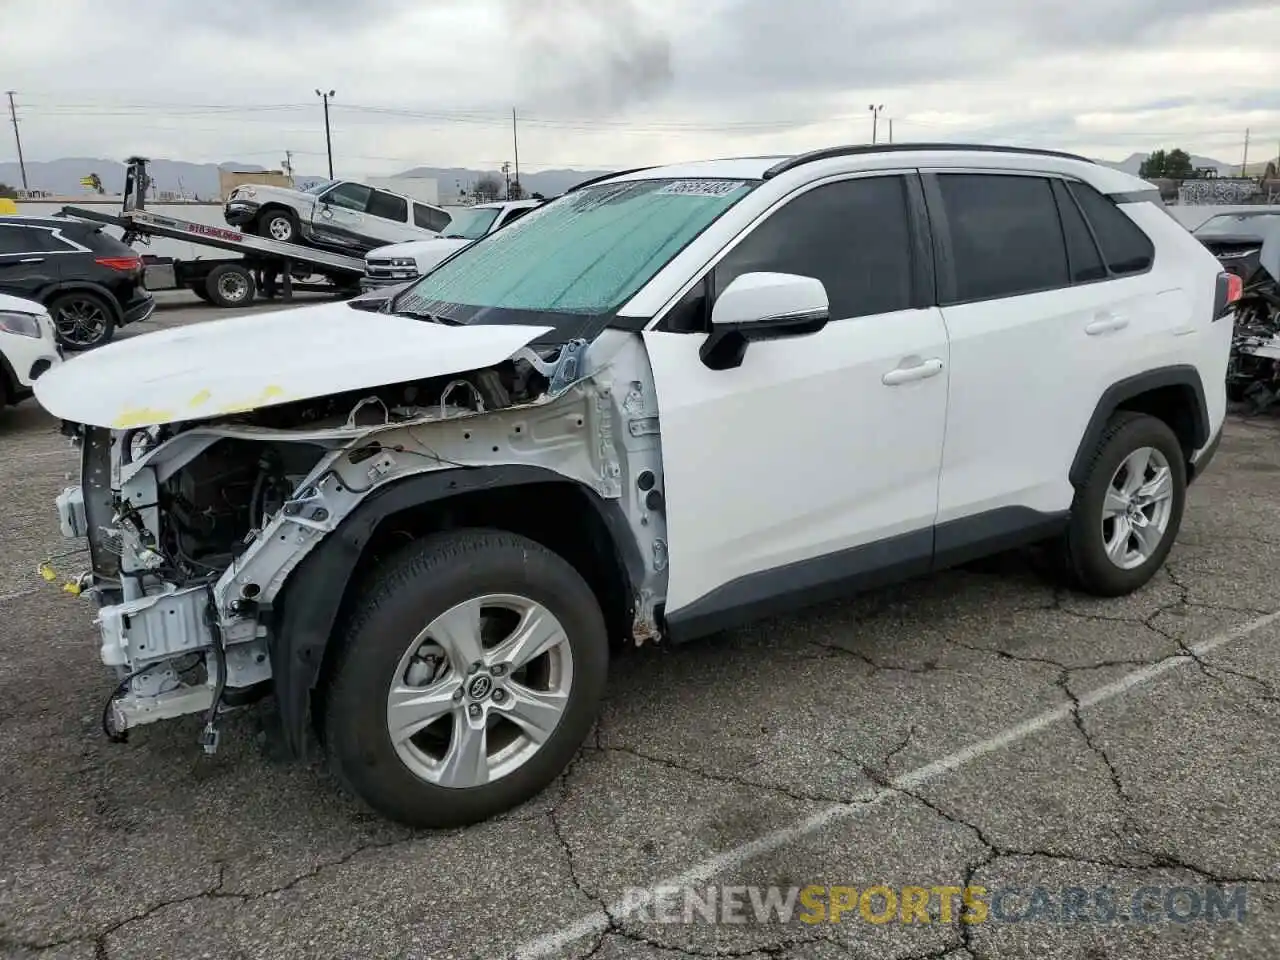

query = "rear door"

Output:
[[0, 224, 66, 302], [924, 169, 1162, 535], [364, 189, 412, 245]]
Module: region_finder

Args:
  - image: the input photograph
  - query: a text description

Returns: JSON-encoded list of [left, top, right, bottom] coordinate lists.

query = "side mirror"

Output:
[[699, 272, 829, 370]]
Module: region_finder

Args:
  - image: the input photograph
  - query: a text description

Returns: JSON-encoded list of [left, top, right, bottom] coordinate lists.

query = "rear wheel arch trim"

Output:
[[45, 281, 124, 323], [269, 464, 641, 759], [1068, 365, 1210, 487]]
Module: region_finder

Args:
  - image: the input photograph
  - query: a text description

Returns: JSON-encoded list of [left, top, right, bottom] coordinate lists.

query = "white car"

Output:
[[0, 292, 62, 410], [224, 179, 454, 254], [360, 199, 544, 290], [36, 144, 1232, 829]]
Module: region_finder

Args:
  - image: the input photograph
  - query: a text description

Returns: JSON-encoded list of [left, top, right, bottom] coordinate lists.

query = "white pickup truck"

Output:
[[225, 179, 455, 255], [360, 199, 544, 291]]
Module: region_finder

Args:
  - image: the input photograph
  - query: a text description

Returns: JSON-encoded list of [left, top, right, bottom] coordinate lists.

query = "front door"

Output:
[[641, 173, 951, 632], [315, 182, 375, 251]]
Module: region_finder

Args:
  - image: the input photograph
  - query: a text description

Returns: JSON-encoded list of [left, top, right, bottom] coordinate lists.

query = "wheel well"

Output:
[[1070, 367, 1210, 487], [1113, 384, 1202, 462], [312, 481, 635, 694], [257, 204, 296, 222]]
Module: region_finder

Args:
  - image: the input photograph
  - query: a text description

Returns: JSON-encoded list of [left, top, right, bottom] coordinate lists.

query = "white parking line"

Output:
[[512, 609, 1280, 960]]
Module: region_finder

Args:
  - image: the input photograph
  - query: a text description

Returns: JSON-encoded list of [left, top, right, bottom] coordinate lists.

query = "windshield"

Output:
[[392, 177, 756, 335], [300, 179, 334, 195], [442, 207, 502, 240], [1196, 213, 1280, 238]]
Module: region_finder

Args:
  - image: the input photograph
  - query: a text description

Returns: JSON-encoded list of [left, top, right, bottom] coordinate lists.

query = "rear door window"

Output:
[[0, 225, 34, 254], [0, 225, 78, 254], [368, 190, 408, 222], [935, 173, 1070, 302], [1067, 181, 1155, 275]]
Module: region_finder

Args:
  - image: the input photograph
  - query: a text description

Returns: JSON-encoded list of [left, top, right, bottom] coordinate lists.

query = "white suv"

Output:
[[0, 292, 62, 410], [35, 144, 1233, 828]]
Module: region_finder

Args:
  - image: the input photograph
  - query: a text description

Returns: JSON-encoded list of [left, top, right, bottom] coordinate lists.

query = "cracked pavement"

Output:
[[2, 296, 1279, 959]]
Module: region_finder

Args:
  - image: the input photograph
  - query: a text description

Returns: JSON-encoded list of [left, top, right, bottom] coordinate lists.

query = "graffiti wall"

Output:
[[1178, 179, 1261, 204]]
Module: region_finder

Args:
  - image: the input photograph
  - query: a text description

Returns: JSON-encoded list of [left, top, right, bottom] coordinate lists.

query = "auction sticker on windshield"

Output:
[[657, 180, 747, 197]]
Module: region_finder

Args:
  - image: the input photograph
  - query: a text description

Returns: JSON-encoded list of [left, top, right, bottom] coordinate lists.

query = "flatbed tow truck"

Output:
[[60, 157, 365, 308]]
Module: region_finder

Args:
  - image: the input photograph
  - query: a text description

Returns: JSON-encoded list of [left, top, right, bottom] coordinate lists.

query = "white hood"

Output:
[[372, 237, 471, 266], [33, 300, 550, 429]]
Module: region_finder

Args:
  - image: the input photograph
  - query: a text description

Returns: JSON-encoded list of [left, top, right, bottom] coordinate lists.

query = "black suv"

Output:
[[0, 215, 154, 349]]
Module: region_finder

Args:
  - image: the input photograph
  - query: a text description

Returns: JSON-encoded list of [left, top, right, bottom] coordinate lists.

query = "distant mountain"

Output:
[[394, 166, 614, 198]]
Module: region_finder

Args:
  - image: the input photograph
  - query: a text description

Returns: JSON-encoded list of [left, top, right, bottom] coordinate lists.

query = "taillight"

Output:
[[1213, 271, 1243, 320], [1226, 273, 1243, 304], [95, 256, 141, 273]]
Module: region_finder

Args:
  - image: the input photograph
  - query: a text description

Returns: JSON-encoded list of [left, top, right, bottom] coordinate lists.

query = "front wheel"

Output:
[[322, 529, 609, 828], [1062, 412, 1187, 596], [258, 209, 299, 243]]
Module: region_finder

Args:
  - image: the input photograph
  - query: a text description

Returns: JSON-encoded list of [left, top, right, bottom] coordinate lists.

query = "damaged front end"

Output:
[[50, 331, 669, 751]]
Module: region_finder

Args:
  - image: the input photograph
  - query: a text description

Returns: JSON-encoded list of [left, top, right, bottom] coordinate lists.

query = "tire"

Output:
[[47, 291, 116, 350], [257, 208, 299, 244], [189, 284, 213, 304], [322, 529, 609, 828], [1062, 411, 1187, 597], [204, 263, 257, 308]]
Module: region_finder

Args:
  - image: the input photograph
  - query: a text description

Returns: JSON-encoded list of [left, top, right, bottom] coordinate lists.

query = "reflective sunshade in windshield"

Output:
[[394, 178, 756, 326]]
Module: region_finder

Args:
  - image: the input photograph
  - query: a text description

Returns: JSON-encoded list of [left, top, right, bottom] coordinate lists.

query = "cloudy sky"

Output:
[[4, 0, 1280, 176]]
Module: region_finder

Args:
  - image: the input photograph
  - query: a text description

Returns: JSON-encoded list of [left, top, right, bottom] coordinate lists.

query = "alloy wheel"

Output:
[[1100, 446, 1175, 570], [54, 298, 109, 346], [385, 594, 574, 788]]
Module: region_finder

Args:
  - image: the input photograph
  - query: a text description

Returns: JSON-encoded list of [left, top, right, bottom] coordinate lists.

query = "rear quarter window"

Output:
[[76, 226, 136, 256], [1067, 181, 1155, 275]]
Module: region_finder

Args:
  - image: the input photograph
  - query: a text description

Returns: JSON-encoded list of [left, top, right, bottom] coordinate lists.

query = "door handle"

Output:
[[882, 357, 944, 385], [1085, 312, 1129, 335]]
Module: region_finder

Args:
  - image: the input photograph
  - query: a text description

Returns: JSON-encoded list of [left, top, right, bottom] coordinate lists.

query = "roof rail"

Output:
[[565, 166, 657, 193], [762, 143, 1095, 180]]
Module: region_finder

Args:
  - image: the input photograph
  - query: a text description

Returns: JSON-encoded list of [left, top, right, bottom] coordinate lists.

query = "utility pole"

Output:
[[282, 150, 293, 177], [315, 89, 335, 179], [888, 118, 893, 144], [512, 108, 521, 199], [6, 91, 29, 191], [868, 104, 884, 145], [1241, 128, 1250, 178], [502, 161, 511, 200]]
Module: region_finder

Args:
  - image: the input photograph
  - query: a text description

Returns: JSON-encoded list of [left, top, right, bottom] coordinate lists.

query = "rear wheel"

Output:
[[322, 529, 609, 828], [48, 291, 116, 350], [1062, 412, 1186, 596], [204, 263, 257, 308]]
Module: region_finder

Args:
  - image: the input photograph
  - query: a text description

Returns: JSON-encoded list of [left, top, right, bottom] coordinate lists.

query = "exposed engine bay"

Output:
[[1194, 213, 1280, 412], [53, 333, 669, 749]]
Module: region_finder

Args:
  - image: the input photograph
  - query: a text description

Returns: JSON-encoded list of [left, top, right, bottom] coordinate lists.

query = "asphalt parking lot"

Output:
[[2, 294, 1279, 960]]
